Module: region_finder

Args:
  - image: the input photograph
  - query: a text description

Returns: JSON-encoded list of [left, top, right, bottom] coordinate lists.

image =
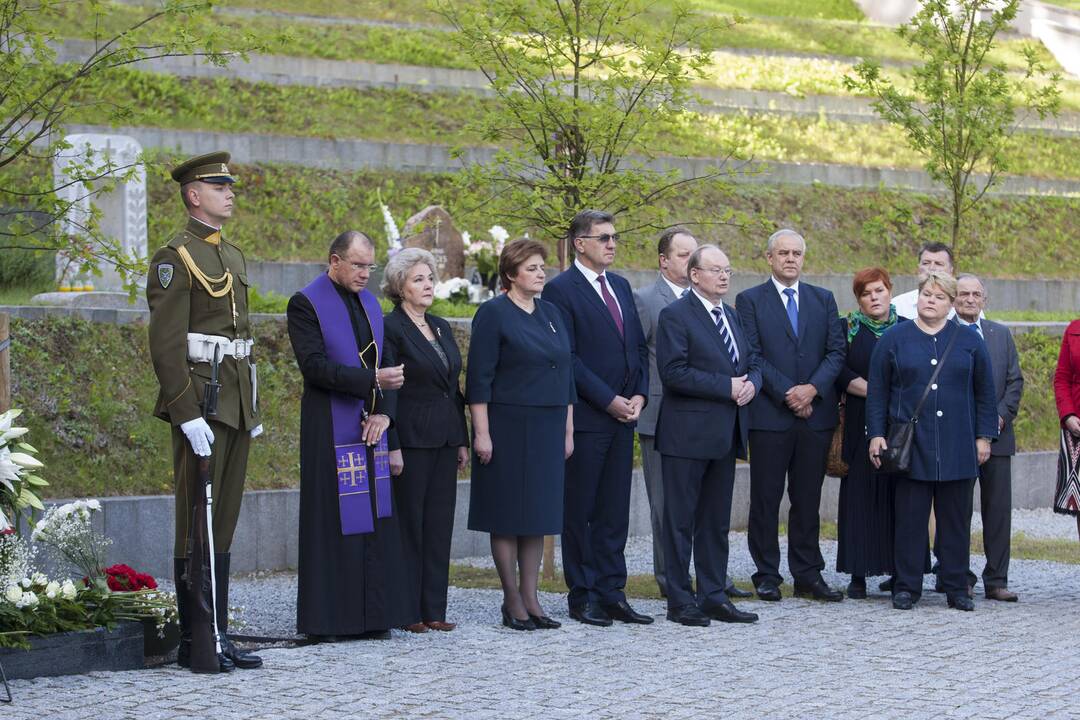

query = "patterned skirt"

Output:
[[1054, 429, 1080, 516]]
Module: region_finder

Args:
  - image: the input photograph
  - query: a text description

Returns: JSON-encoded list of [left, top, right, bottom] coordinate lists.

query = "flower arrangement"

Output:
[[464, 225, 510, 280], [378, 188, 403, 258], [32, 499, 109, 581], [0, 409, 48, 533], [104, 564, 158, 592], [434, 277, 471, 303]]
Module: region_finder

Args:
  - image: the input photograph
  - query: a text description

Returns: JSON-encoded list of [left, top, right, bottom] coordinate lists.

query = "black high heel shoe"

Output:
[[501, 605, 537, 631], [527, 613, 562, 630]]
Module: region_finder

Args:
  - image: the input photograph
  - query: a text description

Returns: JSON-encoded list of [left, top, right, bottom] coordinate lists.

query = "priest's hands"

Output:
[[389, 449, 404, 475], [377, 364, 405, 390], [362, 413, 390, 445]]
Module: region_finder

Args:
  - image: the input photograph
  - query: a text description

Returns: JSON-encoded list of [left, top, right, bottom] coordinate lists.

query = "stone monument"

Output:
[[49, 133, 148, 294], [400, 206, 465, 279]]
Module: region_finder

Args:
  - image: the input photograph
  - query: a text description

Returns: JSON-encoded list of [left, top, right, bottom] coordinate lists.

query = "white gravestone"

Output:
[[52, 134, 148, 293]]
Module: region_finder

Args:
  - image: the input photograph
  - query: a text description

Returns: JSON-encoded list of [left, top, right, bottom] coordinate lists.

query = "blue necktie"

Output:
[[969, 322, 983, 339], [681, 288, 690, 298], [712, 307, 739, 365], [783, 287, 798, 337]]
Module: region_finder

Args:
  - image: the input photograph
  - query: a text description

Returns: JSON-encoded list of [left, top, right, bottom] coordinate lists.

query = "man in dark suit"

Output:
[[736, 229, 846, 602], [656, 245, 760, 626], [954, 274, 1024, 602], [543, 209, 653, 627]]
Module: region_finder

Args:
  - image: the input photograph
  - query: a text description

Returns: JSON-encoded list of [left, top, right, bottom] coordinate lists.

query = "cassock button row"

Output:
[[937, 410, 944, 417], [931, 359, 938, 365]]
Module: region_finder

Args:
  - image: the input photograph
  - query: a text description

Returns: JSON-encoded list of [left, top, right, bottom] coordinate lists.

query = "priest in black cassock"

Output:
[[287, 230, 410, 641]]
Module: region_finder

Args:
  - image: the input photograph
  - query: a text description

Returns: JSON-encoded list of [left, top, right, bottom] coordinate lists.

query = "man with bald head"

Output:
[[952, 274, 1024, 602], [655, 244, 760, 626], [736, 229, 846, 603]]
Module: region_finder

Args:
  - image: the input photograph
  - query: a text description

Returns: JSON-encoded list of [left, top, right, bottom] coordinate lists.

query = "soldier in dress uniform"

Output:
[[146, 151, 263, 671]]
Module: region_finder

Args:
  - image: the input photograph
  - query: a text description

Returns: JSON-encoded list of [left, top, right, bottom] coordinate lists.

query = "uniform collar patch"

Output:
[[158, 263, 175, 289]]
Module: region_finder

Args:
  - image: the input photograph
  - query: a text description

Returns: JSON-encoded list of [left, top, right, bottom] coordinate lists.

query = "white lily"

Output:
[[9, 452, 43, 469]]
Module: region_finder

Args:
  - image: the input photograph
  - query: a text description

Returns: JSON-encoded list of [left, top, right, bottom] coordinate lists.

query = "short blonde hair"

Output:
[[381, 247, 439, 304], [918, 270, 957, 301]]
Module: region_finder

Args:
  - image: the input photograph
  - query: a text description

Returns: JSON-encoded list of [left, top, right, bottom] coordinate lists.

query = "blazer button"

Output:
[[936, 410, 943, 417], [551, 364, 557, 369], [931, 359, 938, 365], [931, 383, 938, 390], [443, 392, 449, 399]]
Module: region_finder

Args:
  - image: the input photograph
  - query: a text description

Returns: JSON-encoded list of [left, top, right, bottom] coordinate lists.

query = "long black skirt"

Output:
[[836, 438, 894, 577]]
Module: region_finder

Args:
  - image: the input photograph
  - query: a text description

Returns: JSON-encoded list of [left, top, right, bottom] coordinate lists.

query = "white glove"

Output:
[[180, 417, 215, 457], [250, 424, 264, 439]]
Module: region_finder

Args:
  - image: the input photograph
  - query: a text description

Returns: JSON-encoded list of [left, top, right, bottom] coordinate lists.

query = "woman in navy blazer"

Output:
[[381, 248, 469, 633], [867, 272, 997, 612], [466, 239, 575, 631]]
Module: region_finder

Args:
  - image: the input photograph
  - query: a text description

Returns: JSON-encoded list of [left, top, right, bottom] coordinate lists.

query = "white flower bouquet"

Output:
[[0, 409, 48, 533]]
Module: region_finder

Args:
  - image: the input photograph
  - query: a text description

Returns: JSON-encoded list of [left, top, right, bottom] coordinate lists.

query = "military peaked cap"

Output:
[[171, 151, 236, 185]]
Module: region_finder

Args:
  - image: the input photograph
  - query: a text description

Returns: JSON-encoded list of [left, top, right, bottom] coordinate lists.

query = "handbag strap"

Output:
[[907, 323, 960, 424]]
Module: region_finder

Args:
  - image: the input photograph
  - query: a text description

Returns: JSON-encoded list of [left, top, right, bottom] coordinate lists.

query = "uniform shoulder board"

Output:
[[157, 263, 175, 289]]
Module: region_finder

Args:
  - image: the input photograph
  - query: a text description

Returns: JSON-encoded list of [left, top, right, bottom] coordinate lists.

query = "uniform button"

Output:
[[551, 364, 557, 369], [931, 383, 938, 390], [936, 410, 943, 417], [931, 359, 938, 365]]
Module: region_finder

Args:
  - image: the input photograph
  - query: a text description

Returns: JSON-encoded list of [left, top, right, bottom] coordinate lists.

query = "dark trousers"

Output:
[[395, 446, 458, 622], [896, 476, 975, 601], [939, 455, 1013, 589], [171, 421, 250, 558], [638, 435, 667, 596], [747, 423, 830, 587], [661, 452, 736, 611], [562, 425, 634, 608]]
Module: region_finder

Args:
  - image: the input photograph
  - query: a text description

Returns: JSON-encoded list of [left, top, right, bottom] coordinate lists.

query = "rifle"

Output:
[[184, 345, 224, 673]]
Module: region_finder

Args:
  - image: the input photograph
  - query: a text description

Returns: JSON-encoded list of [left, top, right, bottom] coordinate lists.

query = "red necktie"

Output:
[[597, 275, 624, 337]]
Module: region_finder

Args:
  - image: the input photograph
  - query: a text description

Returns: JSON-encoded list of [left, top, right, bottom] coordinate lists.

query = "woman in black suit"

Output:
[[382, 248, 469, 633], [467, 238, 575, 631]]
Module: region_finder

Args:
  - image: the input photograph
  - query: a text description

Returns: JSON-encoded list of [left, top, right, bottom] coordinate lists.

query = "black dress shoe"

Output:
[[879, 577, 894, 592], [220, 636, 262, 670], [793, 578, 844, 602], [725, 583, 754, 599], [947, 595, 975, 612], [703, 600, 758, 624], [527, 613, 562, 630], [502, 605, 537, 631], [568, 604, 612, 627], [666, 605, 710, 627], [177, 641, 235, 673], [847, 578, 867, 600], [600, 600, 654, 625], [755, 584, 782, 602], [935, 578, 974, 598], [892, 591, 914, 610]]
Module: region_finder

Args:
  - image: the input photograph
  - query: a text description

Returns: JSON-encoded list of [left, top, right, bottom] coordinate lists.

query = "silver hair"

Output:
[[956, 272, 987, 300], [766, 228, 806, 253], [687, 243, 723, 274], [381, 247, 440, 304]]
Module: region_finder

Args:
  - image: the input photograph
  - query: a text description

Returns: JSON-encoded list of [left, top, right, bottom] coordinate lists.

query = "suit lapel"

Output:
[[796, 284, 810, 343], [765, 281, 798, 344], [570, 265, 623, 341], [689, 296, 737, 372], [655, 276, 677, 308], [397, 308, 451, 390], [724, 301, 748, 372]]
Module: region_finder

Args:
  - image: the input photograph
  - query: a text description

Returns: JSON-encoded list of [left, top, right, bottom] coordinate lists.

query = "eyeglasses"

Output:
[[577, 233, 620, 245], [350, 263, 379, 272], [697, 266, 733, 277]]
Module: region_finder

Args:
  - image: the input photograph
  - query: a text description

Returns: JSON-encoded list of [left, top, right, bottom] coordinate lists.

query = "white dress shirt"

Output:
[[770, 276, 800, 309], [575, 258, 622, 316]]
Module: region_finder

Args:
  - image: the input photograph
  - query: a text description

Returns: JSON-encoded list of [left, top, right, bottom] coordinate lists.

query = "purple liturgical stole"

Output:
[[301, 273, 392, 535]]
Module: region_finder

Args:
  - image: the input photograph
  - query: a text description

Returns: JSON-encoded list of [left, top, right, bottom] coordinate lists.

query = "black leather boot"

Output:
[[215, 552, 263, 669], [175, 558, 234, 673]]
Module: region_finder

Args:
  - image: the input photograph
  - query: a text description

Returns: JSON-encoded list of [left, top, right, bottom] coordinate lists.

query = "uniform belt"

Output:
[[187, 333, 254, 363]]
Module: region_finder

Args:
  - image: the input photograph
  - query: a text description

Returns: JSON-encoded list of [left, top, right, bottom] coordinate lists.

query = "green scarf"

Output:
[[847, 305, 897, 344]]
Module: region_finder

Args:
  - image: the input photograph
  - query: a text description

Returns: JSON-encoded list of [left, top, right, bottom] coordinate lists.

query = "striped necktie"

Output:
[[712, 307, 739, 365]]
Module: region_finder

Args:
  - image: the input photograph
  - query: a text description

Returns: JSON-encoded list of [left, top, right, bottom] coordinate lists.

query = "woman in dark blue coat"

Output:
[[467, 238, 576, 631], [868, 272, 997, 612]]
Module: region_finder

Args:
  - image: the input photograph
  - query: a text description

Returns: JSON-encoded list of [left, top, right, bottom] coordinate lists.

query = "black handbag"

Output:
[[879, 326, 959, 475]]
